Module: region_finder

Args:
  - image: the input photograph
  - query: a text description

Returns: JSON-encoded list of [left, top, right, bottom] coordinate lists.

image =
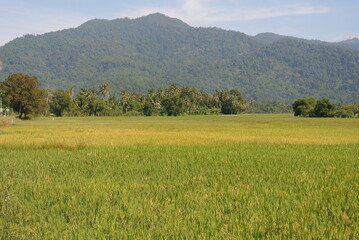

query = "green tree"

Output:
[[218, 89, 246, 114], [120, 90, 131, 113], [74, 88, 101, 115], [49, 90, 72, 116], [0, 89, 10, 109], [334, 108, 354, 118], [292, 97, 317, 117], [99, 83, 112, 102], [161, 95, 185, 116], [127, 99, 142, 113], [314, 98, 336, 117], [86, 88, 102, 116], [0, 73, 46, 119], [75, 88, 90, 112], [143, 100, 154, 116], [341, 103, 359, 117]]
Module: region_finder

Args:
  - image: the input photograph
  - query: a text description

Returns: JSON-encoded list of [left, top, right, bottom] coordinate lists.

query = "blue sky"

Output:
[[0, 0, 358, 46]]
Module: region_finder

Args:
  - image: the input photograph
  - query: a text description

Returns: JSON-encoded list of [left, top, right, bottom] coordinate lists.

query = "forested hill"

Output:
[[253, 33, 359, 52], [0, 13, 358, 102], [336, 38, 359, 51]]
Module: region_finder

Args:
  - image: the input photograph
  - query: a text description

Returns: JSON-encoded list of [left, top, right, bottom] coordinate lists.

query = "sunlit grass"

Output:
[[0, 117, 9, 127], [1, 114, 359, 239], [1, 114, 359, 148]]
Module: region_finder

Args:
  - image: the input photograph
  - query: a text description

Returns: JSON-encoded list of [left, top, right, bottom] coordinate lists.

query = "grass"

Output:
[[1, 114, 359, 147], [0, 117, 9, 127], [0, 114, 359, 239]]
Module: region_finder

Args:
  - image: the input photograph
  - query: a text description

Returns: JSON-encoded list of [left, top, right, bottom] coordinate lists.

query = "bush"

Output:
[[63, 110, 85, 117], [193, 107, 221, 115], [142, 101, 154, 116], [161, 96, 185, 116], [125, 110, 143, 116], [292, 97, 347, 118], [22, 114, 34, 120], [96, 108, 123, 117], [341, 104, 359, 118], [334, 109, 354, 118], [292, 97, 317, 117], [313, 98, 336, 117]]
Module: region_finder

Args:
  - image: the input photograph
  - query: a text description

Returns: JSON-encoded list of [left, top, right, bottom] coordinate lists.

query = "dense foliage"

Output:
[[49, 90, 72, 116], [254, 33, 359, 52], [1, 73, 246, 117], [54, 84, 246, 117], [244, 101, 292, 113], [293, 97, 359, 118], [0, 73, 46, 119], [334, 38, 359, 51], [0, 13, 358, 102]]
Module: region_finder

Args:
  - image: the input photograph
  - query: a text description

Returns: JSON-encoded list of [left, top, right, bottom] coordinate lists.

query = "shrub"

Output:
[[314, 98, 336, 117], [193, 107, 221, 115], [125, 110, 143, 116], [334, 109, 354, 118], [292, 97, 317, 117], [22, 114, 35, 120]]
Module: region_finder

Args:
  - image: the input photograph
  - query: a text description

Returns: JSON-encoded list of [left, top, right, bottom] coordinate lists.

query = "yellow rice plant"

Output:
[[0, 115, 358, 148], [0, 116, 9, 126]]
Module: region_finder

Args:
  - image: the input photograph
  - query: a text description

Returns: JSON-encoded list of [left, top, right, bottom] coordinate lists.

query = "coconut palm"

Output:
[[99, 83, 112, 102]]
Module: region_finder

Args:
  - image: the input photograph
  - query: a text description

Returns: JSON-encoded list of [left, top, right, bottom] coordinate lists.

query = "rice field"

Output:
[[1, 114, 359, 239]]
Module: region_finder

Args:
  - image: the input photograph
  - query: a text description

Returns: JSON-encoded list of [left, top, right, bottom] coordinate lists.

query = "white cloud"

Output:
[[117, 0, 330, 25]]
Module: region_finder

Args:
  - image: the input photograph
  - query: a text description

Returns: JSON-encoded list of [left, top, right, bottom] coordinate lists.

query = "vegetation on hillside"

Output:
[[0, 13, 358, 102], [254, 33, 359, 51]]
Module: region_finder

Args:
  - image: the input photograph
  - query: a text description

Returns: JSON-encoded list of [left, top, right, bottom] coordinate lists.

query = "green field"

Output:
[[1, 115, 359, 239]]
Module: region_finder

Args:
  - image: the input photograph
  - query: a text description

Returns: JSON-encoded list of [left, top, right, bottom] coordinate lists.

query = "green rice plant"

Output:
[[0, 114, 358, 239]]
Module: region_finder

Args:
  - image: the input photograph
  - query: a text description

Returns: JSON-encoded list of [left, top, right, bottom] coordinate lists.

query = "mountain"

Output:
[[254, 32, 298, 44], [0, 13, 358, 102], [254, 33, 359, 52], [336, 38, 359, 51]]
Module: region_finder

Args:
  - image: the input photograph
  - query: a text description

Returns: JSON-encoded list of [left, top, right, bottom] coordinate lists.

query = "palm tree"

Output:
[[68, 88, 75, 98], [120, 90, 130, 113], [99, 83, 112, 102]]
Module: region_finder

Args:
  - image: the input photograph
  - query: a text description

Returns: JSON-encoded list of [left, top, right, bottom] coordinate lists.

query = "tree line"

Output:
[[2, 73, 358, 120], [0, 73, 247, 119], [293, 97, 359, 118]]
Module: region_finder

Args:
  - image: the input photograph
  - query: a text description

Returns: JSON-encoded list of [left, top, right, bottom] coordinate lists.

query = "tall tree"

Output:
[[314, 98, 336, 117], [161, 95, 185, 116], [120, 90, 131, 113], [218, 89, 246, 114], [292, 97, 317, 117], [99, 83, 112, 102], [0, 73, 46, 119], [68, 88, 75, 98], [49, 90, 72, 116]]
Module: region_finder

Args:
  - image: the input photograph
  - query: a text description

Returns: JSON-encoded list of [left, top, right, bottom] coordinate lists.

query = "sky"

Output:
[[0, 0, 358, 46]]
